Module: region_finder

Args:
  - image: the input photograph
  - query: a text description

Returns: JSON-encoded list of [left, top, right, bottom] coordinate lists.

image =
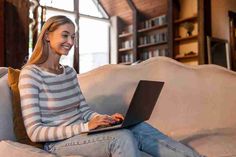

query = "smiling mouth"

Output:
[[62, 45, 71, 50]]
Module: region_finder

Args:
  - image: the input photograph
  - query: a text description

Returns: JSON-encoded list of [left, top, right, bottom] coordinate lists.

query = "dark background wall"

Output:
[[0, 0, 29, 68]]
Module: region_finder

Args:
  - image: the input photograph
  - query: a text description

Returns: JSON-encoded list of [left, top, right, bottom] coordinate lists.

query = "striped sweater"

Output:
[[18, 65, 98, 142]]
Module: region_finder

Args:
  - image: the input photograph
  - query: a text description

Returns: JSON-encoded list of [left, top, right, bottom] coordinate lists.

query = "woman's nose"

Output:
[[68, 37, 74, 45]]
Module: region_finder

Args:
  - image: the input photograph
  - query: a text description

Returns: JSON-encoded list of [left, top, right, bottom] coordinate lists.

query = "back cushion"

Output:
[[78, 57, 236, 138], [0, 74, 16, 141], [7, 68, 43, 148]]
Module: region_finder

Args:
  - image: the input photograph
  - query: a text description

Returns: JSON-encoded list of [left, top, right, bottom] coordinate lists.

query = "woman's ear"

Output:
[[44, 31, 50, 42]]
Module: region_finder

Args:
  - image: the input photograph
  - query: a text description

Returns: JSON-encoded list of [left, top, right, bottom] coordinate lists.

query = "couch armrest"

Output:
[[0, 67, 8, 78]]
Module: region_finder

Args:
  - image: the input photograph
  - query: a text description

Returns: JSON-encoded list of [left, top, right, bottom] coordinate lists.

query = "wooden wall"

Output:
[[211, 0, 236, 40], [4, 0, 29, 68], [133, 0, 167, 18], [99, 0, 133, 24], [99, 0, 167, 24], [0, 0, 4, 66]]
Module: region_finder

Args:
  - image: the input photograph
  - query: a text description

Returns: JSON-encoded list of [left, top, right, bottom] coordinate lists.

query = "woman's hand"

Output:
[[111, 113, 124, 122], [88, 113, 124, 130], [88, 114, 115, 130]]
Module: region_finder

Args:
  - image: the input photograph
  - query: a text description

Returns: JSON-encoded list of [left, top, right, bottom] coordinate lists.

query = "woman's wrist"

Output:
[[80, 122, 89, 132]]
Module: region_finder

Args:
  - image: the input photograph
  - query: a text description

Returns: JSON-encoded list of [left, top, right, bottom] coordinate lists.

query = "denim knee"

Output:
[[109, 129, 139, 156], [116, 129, 134, 138]]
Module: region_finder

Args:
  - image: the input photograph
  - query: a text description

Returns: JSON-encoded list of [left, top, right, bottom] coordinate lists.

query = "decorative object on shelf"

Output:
[[184, 51, 197, 56], [181, 22, 194, 36]]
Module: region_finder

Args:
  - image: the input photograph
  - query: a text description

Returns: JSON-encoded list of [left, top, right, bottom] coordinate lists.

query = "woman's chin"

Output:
[[60, 51, 70, 56]]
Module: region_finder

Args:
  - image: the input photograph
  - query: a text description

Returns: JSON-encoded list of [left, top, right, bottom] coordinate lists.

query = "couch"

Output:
[[0, 57, 236, 157]]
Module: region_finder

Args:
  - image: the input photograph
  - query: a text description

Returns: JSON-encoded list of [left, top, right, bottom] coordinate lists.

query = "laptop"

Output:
[[83, 80, 164, 134]]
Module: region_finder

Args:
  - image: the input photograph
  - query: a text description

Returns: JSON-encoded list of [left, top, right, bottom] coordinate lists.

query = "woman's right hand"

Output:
[[88, 115, 116, 130]]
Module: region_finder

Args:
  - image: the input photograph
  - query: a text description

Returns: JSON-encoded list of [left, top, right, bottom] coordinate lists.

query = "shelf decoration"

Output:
[[181, 22, 194, 36]]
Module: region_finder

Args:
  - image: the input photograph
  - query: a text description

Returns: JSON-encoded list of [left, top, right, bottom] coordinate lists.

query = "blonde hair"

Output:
[[25, 15, 75, 66]]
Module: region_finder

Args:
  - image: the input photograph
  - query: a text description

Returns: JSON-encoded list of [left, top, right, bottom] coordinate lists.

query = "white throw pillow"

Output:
[[0, 140, 55, 157]]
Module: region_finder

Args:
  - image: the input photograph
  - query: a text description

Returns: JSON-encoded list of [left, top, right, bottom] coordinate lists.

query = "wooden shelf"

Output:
[[138, 41, 167, 48], [119, 32, 133, 38], [174, 15, 198, 24], [175, 53, 198, 60], [138, 24, 167, 33], [118, 62, 132, 65], [118, 47, 133, 52], [175, 34, 198, 42]]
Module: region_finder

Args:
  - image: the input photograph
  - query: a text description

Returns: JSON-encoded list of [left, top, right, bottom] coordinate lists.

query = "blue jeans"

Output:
[[44, 122, 202, 157], [129, 122, 202, 157]]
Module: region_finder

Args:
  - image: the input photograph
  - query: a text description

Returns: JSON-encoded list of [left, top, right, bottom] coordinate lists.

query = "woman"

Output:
[[19, 15, 202, 157]]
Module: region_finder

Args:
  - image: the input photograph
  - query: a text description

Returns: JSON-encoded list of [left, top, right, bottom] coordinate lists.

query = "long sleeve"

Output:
[[18, 65, 95, 142], [76, 81, 99, 122]]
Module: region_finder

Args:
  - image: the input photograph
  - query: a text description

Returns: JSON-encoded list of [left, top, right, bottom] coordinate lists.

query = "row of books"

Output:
[[120, 53, 133, 63], [140, 48, 168, 60], [121, 25, 133, 34], [140, 14, 167, 29], [120, 39, 133, 49], [139, 31, 167, 45], [120, 48, 168, 63]]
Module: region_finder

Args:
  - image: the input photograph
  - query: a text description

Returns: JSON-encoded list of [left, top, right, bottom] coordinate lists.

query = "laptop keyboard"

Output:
[[96, 120, 123, 129]]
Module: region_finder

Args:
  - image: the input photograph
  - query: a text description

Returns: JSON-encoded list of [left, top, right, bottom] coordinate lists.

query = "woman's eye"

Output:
[[62, 34, 69, 38]]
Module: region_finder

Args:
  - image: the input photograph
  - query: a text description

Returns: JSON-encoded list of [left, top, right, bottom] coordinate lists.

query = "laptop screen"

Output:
[[122, 80, 164, 127]]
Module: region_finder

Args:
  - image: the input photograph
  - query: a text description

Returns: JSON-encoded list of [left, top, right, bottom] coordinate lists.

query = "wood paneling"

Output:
[[198, 0, 211, 64], [229, 11, 236, 71], [99, 0, 132, 24], [133, 0, 167, 18], [5, 0, 29, 68], [99, 0, 168, 24], [0, 0, 4, 66], [74, 0, 79, 73]]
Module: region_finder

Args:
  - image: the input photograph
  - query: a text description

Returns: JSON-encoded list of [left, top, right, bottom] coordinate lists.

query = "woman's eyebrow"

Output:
[[62, 31, 70, 34], [62, 31, 75, 35]]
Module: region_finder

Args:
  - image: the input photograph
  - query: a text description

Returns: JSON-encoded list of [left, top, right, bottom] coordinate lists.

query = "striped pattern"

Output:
[[18, 65, 97, 142]]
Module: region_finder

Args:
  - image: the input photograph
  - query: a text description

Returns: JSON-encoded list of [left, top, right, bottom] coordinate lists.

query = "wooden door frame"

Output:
[[74, 0, 79, 73], [198, 0, 212, 64], [228, 11, 236, 71]]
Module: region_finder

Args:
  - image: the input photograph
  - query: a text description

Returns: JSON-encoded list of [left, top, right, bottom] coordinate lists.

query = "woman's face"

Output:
[[47, 23, 75, 56]]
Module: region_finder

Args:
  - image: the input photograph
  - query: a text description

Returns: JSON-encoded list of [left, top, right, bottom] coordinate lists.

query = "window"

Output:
[[79, 0, 105, 18], [79, 17, 109, 73], [40, 0, 74, 11], [79, 0, 110, 73]]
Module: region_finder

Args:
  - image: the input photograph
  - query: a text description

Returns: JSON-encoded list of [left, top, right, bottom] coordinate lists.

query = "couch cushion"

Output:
[[78, 57, 236, 138], [0, 140, 55, 157], [0, 74, 15, 141], [7, 67, 43, 148], [181, 128, 236, 157]]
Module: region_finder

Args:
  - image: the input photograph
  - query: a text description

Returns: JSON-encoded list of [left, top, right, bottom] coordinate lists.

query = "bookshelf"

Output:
[[170, 0, 199, 65], [168, 0, 211, 65], [110, 0, 210, 65], [138, 24, 167, 33], [137, 14, 168, 61], [174, 15, 197, 24], [117, 19, 134, 64], [115, 14, 169, 64], [174, 34, 198, 41]]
